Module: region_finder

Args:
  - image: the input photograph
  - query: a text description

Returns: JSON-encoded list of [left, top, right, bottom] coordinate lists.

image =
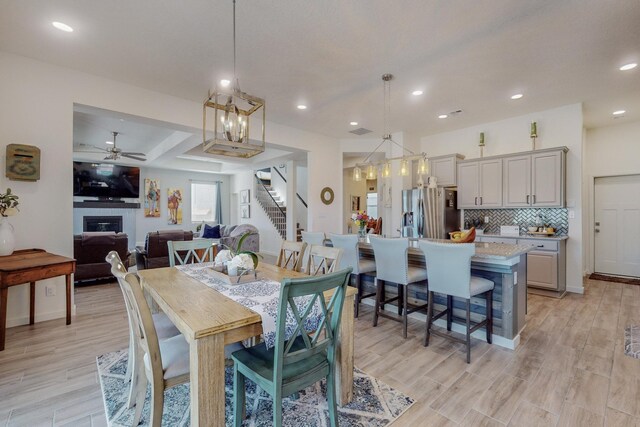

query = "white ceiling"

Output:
[[2, 0, 640, 144]]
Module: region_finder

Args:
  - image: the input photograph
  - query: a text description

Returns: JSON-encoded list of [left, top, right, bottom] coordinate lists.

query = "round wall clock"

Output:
[[320, 187, 334, 205]]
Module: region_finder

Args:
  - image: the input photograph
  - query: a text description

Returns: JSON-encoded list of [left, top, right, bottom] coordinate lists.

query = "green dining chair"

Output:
[[232, 267, 353, 427], [167, 238, 216, 267]]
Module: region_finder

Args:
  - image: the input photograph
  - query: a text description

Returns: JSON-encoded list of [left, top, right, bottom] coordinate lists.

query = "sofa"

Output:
[[204, 224, 260, 253], [74, 232, 129, 282], [135, 230, 193, 270]]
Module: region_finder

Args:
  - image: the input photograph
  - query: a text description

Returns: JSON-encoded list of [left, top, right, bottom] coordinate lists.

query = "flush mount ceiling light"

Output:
[[52, 21, 73, 32], [352, 74, 428, 182], [438, 114, 448, 119], [619, 63, 637, 71], [613, 110, 626, 115], [511, 93, 524, 100], [412, 90, 424, 96], [105, 140, 114, 145], [203, 0, 265, 159], [350, 121, 358, 126], [219, 79, 231, 87], [297, 105, 307, 110]]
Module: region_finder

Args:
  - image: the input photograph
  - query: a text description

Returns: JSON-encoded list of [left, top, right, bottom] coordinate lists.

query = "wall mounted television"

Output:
[[73, 162, 140, 199]]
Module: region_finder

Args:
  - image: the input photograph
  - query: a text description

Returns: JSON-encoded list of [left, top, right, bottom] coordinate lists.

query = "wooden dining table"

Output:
[[137, 263, 357, 427]]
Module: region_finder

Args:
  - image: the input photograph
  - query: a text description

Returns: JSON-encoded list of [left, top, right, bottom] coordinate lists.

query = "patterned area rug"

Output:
[[97, 349, 414, 426], [624, 325, 640, 359], [589, 273, 640, 286]]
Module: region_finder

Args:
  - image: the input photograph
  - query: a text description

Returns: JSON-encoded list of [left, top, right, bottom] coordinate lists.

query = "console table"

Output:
[[0, 249, 76, 351]]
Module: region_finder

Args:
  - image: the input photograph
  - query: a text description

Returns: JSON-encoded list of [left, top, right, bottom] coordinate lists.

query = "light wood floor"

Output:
[[0, 277, 639, 426]]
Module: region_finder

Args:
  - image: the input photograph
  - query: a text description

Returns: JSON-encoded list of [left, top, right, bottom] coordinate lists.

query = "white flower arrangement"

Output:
[[215, 249, 233, 265], [228, 253, 255, 272]]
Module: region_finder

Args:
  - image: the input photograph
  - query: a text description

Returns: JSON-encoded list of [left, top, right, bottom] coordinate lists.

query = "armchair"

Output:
[[74, 232, 129, 282], [135, 230, 193, 270]]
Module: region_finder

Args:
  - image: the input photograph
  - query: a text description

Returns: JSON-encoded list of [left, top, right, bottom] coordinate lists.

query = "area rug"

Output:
[[97, 349, 414, 426], [589, 273, 640, 286], [624, 325, 640, 359]]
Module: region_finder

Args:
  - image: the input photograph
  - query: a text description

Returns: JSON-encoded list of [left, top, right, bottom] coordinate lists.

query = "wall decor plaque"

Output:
[[6, 144, 41, 181]]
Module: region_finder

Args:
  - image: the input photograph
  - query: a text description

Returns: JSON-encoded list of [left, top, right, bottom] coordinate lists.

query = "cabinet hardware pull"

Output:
[[532, 195, 536, 204], [479, 196, 483, 205], [537, 245, 544, 248], [475, 197, 478, 205], [526, 195, 530, 204]]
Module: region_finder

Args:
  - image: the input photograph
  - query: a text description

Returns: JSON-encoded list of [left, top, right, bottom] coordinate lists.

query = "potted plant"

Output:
[[0, 188, 19, 256], [214, 232, 261, 276]]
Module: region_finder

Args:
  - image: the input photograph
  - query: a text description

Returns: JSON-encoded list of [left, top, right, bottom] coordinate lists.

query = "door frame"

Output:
[[589, 173, 640, 275]]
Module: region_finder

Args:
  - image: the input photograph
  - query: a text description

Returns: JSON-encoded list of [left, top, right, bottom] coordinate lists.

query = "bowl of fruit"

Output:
[[449, 227, 476, 243]]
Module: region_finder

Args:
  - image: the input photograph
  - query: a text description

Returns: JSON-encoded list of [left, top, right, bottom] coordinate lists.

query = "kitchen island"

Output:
[[357, 239, 531, 349]]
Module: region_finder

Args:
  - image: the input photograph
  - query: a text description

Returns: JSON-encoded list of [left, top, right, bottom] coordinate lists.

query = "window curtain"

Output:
[[214, 181, 223, 224]]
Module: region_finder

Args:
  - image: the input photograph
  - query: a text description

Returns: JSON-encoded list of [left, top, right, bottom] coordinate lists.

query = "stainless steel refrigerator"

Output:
[[401, 188, 459, 238]]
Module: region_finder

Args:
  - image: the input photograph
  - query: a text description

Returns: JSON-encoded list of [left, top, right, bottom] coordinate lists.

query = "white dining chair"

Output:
[[418, 240, 494, 363], [328, 233, 376, 317]]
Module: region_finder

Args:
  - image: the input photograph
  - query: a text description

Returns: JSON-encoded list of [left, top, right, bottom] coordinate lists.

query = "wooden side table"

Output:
[[0, 249, 76, 351]]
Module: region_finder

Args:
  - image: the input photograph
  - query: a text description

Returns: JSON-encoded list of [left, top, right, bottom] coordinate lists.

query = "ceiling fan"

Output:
[[75, 131, 147, 161]]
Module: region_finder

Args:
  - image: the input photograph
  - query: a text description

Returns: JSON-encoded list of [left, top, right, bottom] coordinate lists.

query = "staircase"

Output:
[[254, 174, 287, 239]]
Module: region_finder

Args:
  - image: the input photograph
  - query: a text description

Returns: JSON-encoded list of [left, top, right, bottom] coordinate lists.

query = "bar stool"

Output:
[[369, 236, 428, 338], [328, 233, 376, 317], [418, 240, 494, 363]]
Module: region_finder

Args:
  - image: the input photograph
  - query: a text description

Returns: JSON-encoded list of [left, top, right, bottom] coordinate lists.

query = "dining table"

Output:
[[137, 262, 357, 427]]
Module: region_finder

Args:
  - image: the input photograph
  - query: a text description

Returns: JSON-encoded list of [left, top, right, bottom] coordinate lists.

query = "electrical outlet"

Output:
[[484, 216, 490, 223], [569, 210, 575, 219], [45, 285, 56, 297]]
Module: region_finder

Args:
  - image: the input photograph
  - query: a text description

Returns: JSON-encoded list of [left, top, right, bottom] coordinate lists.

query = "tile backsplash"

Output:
[[464, 208, 568, 236]]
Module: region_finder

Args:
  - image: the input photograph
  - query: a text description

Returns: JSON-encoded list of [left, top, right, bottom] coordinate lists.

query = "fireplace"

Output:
[[83, 216, 123, 233]]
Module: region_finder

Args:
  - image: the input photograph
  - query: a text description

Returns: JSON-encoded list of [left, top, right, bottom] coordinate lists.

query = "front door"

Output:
[[594, 175, 640, 277]]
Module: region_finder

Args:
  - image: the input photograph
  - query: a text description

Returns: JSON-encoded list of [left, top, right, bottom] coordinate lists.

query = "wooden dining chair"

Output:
[[107, 251, 190, 427], [306, 245, 343, 276], [106, 252, 180, 410], [232, 267, 352, 427], [167, 238, 216, 267], [301, 231, 326, 271], [276, 240, 307, 272]]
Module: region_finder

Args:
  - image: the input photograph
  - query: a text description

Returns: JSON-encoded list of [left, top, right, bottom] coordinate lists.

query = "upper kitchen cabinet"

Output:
[[411, 153, 464, 188], [457, 158, 503, 208], [503, 148, 566, 208]]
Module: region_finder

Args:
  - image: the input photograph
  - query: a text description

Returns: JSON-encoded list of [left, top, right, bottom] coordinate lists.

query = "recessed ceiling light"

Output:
[[105, 140, 114, 145], [438, 114, 448, 119], [613, 110, 626, 115], [349, 121, 358, 126], [52, 21, 73, 32], [412, 90, 424, 96], [219, 79, 231, 87], [619, 63, 637, 71], [297, 105, 307, 110], [511, 93, 524, 100]]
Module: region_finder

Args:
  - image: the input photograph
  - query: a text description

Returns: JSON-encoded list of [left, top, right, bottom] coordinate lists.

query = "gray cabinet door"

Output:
[[503, 155, 531, 207], [532, 151, 562, 207], [478, 159, 503, 207], [527, 251, 558, 290], [431, 156, 457, 187], [457, 162, 479, 208]]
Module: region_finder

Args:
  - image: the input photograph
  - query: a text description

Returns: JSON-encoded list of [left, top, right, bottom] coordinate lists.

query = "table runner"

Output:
[[176, 263, 323, 349]]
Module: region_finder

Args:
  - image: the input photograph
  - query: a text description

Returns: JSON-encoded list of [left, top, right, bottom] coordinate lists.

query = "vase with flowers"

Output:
[[0, 188, 19, 256], [212, 232, 261, 280], [351, 210, 369, 238]]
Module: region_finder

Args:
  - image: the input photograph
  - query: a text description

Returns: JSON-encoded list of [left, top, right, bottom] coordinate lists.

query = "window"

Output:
[[191, 181, 217, 222], [366, 192, 378, 218]]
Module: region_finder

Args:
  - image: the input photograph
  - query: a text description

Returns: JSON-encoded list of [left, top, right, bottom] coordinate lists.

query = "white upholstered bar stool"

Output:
[[418, 240, 494, 363], [369, 236, 428, 338], [328, 233, 376, 318]]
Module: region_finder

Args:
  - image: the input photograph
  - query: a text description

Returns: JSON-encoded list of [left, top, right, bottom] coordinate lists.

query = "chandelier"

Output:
[[203, 0, 265, 158], [353, 74, 428, 181]]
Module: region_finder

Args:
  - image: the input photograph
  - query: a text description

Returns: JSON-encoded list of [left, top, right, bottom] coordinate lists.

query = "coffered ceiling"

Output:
[[2, 0, 640, 144]]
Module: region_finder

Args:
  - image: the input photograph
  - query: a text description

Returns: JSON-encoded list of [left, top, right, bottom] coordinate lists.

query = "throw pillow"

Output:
[[203, 224, 221, 239]]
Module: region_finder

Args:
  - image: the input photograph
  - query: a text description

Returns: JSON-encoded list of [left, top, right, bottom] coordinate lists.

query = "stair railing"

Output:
[[272, 166, 308, 208], [254, 174, 287, 239]]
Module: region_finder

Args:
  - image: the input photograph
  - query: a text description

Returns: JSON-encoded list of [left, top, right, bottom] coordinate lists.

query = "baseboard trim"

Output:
[[566, 286, 584, 294], [360, 299, 520, 350], [6, 305, 77, 328]]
